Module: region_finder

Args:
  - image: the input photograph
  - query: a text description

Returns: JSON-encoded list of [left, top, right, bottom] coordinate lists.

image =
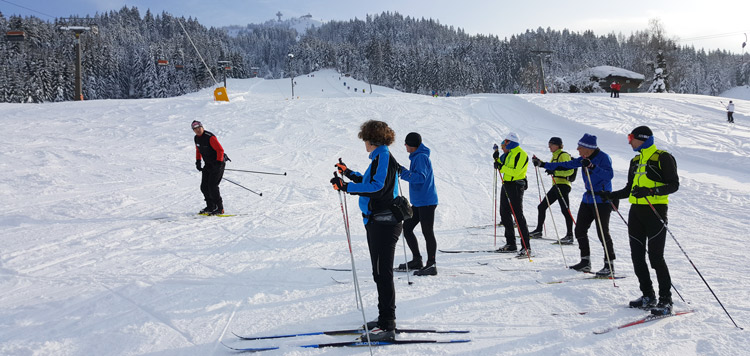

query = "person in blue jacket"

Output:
[[397, 132, 439, 276], [331, 120, 401, 342], [533, 133, 617, 276]]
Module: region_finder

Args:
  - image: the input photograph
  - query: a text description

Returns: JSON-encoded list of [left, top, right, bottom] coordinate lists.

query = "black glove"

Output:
[[330, 177, 347, 191], [532, 156, 545, 167], [545, 169, 554, 175], [398, 165, 405, 174], [597, 191, 613, 201], [631, 186, 654, 198], [195, 160, 202, 171], [581, 158, 594, 169], [494, 161, 502, 170], [492, 150, 500, 160]]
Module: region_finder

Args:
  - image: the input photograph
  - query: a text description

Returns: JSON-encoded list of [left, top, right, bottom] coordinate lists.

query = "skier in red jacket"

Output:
[[193, 120, 226, 215]]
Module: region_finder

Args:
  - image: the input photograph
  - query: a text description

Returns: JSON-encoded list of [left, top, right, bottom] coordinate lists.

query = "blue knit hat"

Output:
[[578, 133, 597, 149]]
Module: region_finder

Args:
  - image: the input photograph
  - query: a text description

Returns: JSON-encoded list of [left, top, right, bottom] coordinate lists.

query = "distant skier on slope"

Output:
[[614, 82, 621, 98], [602, 126, 680, 315], [610, 82, 617, 98], [331, 120, 402, 342], [192, 120, 227, 215], [529, 137, 575, 244], [533, 134, 616, 276], [726, 101, 735, 123], [397, 132, 439, 276], [493, 132, 532, 257]]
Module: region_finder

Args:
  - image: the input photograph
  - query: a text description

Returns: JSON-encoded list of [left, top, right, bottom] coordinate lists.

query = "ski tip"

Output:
[[222, 342, 279, 352]]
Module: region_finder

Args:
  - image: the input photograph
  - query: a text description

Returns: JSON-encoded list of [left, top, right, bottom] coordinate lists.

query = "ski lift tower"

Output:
[[531, 50, 553, 94], [218, 60, 231, 88], [60, 23, 98, 101]]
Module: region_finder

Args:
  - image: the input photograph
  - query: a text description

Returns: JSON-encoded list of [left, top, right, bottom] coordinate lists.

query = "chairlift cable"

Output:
[[0, 0, 56, 19]]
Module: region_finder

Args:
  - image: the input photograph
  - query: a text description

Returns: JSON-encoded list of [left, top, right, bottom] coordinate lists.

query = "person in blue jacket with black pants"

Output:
[[331, 120, 402, 342], [397, 132, 439, 276], [533, 133, 617, 276]]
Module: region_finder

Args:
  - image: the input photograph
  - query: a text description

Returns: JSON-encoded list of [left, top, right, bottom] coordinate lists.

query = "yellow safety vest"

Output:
[[550, 149, 573, 186], [629, 145, 669, 205], [498, 146, 528, 182]]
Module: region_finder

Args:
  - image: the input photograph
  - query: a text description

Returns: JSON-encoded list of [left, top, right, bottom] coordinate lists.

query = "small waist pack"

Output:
[[371, 210, 398, 224], [390, 195, 413, 222]]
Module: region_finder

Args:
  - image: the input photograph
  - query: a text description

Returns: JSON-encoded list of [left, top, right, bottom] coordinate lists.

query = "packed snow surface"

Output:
[[1, 69, 749, 355]]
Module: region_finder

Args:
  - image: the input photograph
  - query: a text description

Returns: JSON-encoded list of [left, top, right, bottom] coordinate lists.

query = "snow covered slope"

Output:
[[1, 69, 748, 355]]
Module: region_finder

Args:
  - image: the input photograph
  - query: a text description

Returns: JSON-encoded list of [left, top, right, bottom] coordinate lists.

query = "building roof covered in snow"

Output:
[[586, 66, 645, 81]]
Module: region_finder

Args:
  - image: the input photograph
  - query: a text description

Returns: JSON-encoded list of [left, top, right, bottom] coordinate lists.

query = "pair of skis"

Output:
[[224, 327, 470, 352], [593, 310, 695, 334]]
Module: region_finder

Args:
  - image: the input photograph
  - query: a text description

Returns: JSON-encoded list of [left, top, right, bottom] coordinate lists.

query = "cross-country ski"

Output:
[[593, 310, 695, 334]]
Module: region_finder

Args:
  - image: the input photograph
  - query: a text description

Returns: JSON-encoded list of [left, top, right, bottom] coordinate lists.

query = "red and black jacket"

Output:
[[194, 131, 225, 165]]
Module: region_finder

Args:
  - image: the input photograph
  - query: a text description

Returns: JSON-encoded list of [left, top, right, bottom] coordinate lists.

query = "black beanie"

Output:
[[549, 137, 563, 146], [405, 132, 422, 147], [631, 126, 653, 141]]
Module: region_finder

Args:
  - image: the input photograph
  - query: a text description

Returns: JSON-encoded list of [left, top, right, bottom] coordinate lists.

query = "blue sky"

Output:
[[2, 0, 749, 53]]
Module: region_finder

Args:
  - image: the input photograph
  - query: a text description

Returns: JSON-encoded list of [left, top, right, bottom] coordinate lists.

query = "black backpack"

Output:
[[554, 150, 577, 182], [567, 167, 577, 182]]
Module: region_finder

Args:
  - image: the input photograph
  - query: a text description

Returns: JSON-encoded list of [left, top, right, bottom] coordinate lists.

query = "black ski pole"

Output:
[[583, 167, 617, 287], [397, 182, 414, 286], [498, 171, 532, 262], [643, 197, 742, 329], [536, 165, 567, 267], [222, 177, 262, 196], [225, 168, 287, 176]]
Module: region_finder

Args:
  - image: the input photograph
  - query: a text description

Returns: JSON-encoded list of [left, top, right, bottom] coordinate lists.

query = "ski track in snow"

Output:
[[1, 70, 749, 355]]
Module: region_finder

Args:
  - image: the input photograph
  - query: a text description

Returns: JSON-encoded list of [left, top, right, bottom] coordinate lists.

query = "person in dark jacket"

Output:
[[193, 120, 226, 215], [530, 137, 575, 244], [533, 133, 616, 276], [603, 126, 679, 315], [397, 132, 439, 276], [331, 120, 401, 342]]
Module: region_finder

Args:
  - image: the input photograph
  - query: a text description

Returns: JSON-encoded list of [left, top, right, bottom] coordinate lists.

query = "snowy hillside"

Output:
[[720, 85, 750, 101], [224, 15, 323, 38], [1, 69, 748, 355]]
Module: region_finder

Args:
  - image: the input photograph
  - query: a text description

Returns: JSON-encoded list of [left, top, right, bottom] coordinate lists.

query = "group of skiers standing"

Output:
[[190, 118, 682, 340], [500, 126, 679, 316]]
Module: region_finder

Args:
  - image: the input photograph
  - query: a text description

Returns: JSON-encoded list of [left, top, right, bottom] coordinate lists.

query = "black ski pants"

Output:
[[365, 220, 402, 330], [574, 202, 615, 261], [535, 184, 573, 235], [402, 205, 438, 265], [629, 204, 672, 301], [200, 161, 225, 209], [727, 111, 734, 123], [500, 182, 530, 250]]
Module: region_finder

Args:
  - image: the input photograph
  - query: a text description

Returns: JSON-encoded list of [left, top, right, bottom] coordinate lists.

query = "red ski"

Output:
[[593, 310, 694, 334]]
